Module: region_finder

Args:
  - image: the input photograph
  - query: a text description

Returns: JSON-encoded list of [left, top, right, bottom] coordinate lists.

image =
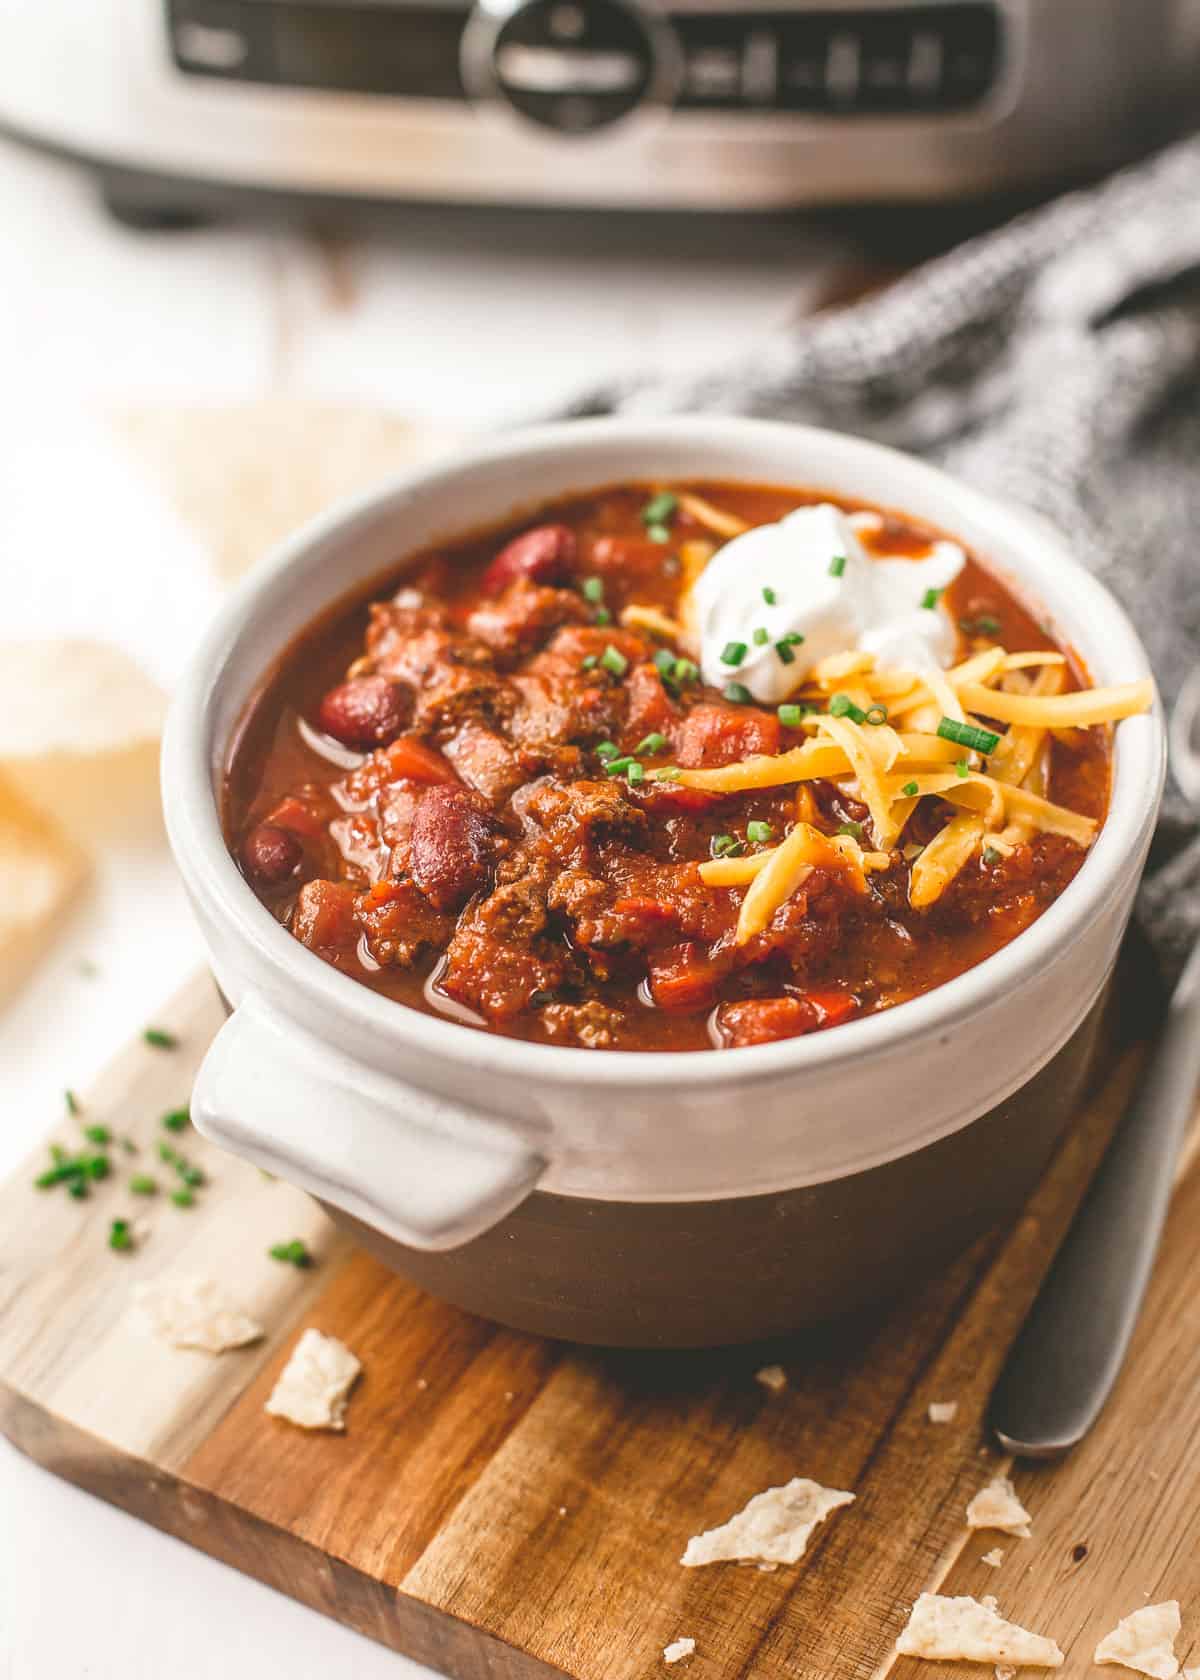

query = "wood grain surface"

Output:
[[1, 968, 1197, 1679]]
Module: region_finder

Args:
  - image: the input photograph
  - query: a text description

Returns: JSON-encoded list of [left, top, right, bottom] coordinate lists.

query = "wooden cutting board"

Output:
[[2, 964, 1198, 1679]]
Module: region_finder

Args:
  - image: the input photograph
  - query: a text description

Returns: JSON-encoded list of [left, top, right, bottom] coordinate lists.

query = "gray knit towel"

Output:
[[565, 137, 1200, 980]]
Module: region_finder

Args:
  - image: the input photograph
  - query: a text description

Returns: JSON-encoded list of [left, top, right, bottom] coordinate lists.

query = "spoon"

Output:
[[988, 667, 1200, 1458]]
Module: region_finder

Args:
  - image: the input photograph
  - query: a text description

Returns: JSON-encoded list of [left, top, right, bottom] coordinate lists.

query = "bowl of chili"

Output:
[[162, 418, 1164, 1345]]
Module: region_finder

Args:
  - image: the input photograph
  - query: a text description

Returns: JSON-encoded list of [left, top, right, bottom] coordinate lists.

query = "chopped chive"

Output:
[[646, 523, 671, 544], [121, 1137, 138, 1155], [956, 758, 970, 779], [582, 576, 604, 603], [672, 657, 699, 686], [864, 704, 889, 726], [778, 704, 803, 728], [641, 491, 678, 527], [829, 693, 868, 724], [593, 606, 612, 626], [746, 821, 774, 845], [652, 648, 676, 677], [778, 632, 805, 646], [960, 613, 1002, 638], [775, 641, 797, 666], [595, 740, 619, 761], [157, 1141, 177, 1164], [710, 834, 743, 859], [626, 762, 646, 785], [599, 645, 628, 678], [68, 1179, 89, 1200], [108, 1219, 133, 1253], [828, 554, 847, 578], [580, 654, 598, 671], [178, 1163, 205, 1188], [723, 682, 753, 704], [634, 732, 667, 756], [720, 640, 747, 667], [83, 1123, 112, 1145], [983, 845, 1002, 864], [170, 1188, 195, 1208], [269, 1239, 314, 1268], [921, 587, 943, 610], [762, 586, 778, 606], [143, 1028, 178, 1050], [65, 1089, 80, 1117], [837, 821, 864, 840], [752, 627, 769, 646], [902, 780, 919, 797], [83, 1153, 110, 1181], [936, 717, 1001, 755], [603, 756, 635, 776], [129, 1174, 157, 1195]]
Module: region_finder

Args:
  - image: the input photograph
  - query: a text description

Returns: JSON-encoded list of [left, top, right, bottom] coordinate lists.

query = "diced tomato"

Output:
[[292, 879, 359, 954], [673, 703, 780, 769], [647, 942, 723, 1013], [800, 988, 861, 1030], [588, 534, 676, 581], [717, 997, 815, 1047], [264, 795, 327, 841], [623, 662, 680, 743], [611, 896, 677, 930], [379, 735, 459, 785]]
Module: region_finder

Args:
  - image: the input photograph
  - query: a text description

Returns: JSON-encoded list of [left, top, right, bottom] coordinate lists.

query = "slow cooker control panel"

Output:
[[166, 0, 1003, 129]]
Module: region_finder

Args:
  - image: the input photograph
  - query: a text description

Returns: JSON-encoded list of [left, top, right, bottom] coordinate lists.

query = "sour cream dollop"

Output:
[[693, 503, 965, 705]]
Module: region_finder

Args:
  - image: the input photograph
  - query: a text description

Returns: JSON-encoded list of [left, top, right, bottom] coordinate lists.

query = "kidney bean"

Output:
[[481, 524, 577, 596], [316, 676, 410, 749], [242, 822, 302, 886], [410, 785, 495, 911]]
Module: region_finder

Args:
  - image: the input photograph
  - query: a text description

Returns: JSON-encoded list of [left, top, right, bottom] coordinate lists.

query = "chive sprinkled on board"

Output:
[[723, 682, 753, 705], [83, 1124, 112, 1146], [129, 1175, 157, 1196], [162, 1107, 190, 1132], [937, 717, 1001, 754], [762, 586, 778, 605], [108, 1219, 133, 1253], [65, 1089, 80, 1117], [746, 821, 774, 845], [269, 1239, 314, 1268], [143, 1028, 178, 1051], [828, 554, 847, 578], [170, 1188, 195, 1209]]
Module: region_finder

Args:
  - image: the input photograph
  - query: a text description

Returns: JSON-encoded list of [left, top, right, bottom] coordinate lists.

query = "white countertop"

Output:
[[0, 135, 858, 1680]]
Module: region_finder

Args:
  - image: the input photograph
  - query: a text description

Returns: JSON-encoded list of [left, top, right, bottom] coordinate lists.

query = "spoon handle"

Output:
[[989, 936, 1200, 1458]]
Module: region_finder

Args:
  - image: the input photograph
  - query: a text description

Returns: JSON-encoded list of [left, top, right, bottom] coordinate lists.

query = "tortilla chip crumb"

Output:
[[663, 1638, 696, 1665], [1094, 1601, 1181, 1678], [966, 1475, 1033, 1539], [982, 1548, 1005, 1568], [996, 1666, 1017, 1680], [265, 1328, 361, 1430], [130, 1277, 263, 1354], [681, 1477, 854, 1568], [896, 1594, 1064, 1667], [755, 1364, 788, 1392], [928, 1401, 959, 1424]]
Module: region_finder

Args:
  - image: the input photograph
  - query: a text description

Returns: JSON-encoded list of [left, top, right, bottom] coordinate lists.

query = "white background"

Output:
[[0, 135, 851, 1679]]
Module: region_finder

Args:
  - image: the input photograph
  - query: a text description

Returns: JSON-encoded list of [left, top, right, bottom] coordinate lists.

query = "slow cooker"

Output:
[[1, 0, 1198, 214]]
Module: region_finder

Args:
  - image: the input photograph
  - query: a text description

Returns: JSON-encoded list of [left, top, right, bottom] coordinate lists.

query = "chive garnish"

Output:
[[747, 821, 774, 845], [723, 682, 753, 704], [269, 1239, 313, 1268], [596, 740, 619, 761], [828, 554, 847, 578], [170, 1188, 195, 1208], [580, 655, 598, 671], [960, 613, 1002, 637], [720, 640, 747, 666], [65, 1090, 80, 1117], [626, 762, 646, 785], [710, 834, 743, 859], [983, 846, 1002, 864], [901, 780, 919, 797], [162, 1108, 189, 1132], [143, 1028, 177, 1050], [652, 648, 676, 677], [775, 640, 797, 666], [752, 627, 769, 646], [129, 1175, 157, 1195], [634, 732, 667, 756], [68, 1180, 89, 1200], [828, 693, 869, 724], [582, 576, 604, 603], [778, 703, 803, 728], [922, 587, 942, 610], [108, 1219, 133, 1253], [603, 756, 635, 776], [599, 645, 628, 678], [762, 586, 778, 605], [593, 606, 612, 626], [642, 491, 677, 527], [646, 523, 670, 544], [671, 657, 699, 686], [937, 717, 1001, 754], [864, 704, 889, 726], [955, 758, 970, 779], [83, 1124, 112, 1146], [837, 821, 864, 840]]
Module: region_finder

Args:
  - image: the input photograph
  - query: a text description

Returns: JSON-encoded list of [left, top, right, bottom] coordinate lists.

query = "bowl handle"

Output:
[[191, 992, 547, 1252]]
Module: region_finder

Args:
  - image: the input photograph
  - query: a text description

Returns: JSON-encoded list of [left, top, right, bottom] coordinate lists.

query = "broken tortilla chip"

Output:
[[1094, 1602, 1182, 1678], [0, 774, 88, 1004], [896, 1594, 1064, 1667], [0, 641, 165, 761]]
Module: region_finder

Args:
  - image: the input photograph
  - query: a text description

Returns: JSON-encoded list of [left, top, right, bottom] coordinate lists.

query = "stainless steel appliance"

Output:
[[1, 0, 1197, 212]]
